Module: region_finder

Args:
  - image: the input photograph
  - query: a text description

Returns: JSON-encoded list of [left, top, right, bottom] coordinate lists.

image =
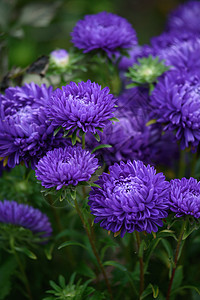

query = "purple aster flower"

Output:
[[170, 177, 200, 218], [50, 49, 69, 68], [71, 12, 137, 54], [167, 1, 200, 34], [0, 83, 68, 168], [150, 71, 200, 150], [35, 146, 99, 190], [88, 160, 170, 237], [47, 80, 116, 134], [0, 200, 52, 238], [157, 38, 200, 77]]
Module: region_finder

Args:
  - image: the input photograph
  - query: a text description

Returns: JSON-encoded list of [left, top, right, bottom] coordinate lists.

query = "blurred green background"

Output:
[[0, 0, 187, 75]]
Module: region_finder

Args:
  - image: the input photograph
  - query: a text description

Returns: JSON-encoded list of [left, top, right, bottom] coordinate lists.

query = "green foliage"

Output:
[[0, 256, 17, 299]]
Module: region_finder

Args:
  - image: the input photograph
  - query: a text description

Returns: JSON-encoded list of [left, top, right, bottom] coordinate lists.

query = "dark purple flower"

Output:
[[50, 49, 69, 68], [86, 87, 179, 167], [157, 38, 200, 77], [88, 160, 170, 237], [47, 80, 116, 134], [35, 146, 99, 190], [0, 200, 52, 238], [71, 12, 137, 54], [170, 177, 200, 218], [167, 1, 200, 34], [0, 83, 67, 168], [150, 71, 200, 150]]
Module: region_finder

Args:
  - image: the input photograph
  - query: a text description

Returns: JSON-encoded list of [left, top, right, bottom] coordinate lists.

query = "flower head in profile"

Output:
[[71, 12, 137, 54], [88, 160, 170, 237], [47, 80, 116, 135], [150, 71, 200, 150], [170, 177, 200, 218], [0, 83, 67, 168], [0, 200, 52, 238], [167, 1, 200, 34], [35, 146, 99, 190]]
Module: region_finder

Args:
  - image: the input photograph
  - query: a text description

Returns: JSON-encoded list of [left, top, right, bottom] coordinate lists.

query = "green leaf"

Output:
[[171, 285, 200, 296], [89, 182, 101, 189], [91, 144, 112, 154], [146, 119, 157, 126], [109, 117, 119, 122], [58, 241, 87, 250], [63, 129, 71, 138], [15, 246, 37, 260], [72, 129, 78, 146], [53, 126, 62, 136], [141, 283, 159, 299], [103, 260, 127, 272], [0, 257, 17, 300], [44, 243, 55, 260], [171, 266, 183, 292], [93, 132, 100, 142]]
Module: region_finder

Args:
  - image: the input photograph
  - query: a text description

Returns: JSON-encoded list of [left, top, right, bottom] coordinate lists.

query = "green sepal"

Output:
[[15, 246, 37, 260], [58, 241, 87, 250], [72, 129, 78, 145], [109, 117, 119, 122]]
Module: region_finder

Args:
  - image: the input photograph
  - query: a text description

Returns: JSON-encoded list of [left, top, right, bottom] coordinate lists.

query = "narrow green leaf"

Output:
[[91, 144, 112, 154], [171, 266, 183, 292], [171, 285, 200, 296], [15, 246, 37, 260], [146, 119, 157, 126], [53, 126, 62, 136], [58, 241, 87, 250], [93, 132, 100, 142], [63, 129, 71, 137], [72, 129, 77, 145], [150, 284, 159, 298], [109, 117, 119, 122], [103, 260, 127, 272], [89, 182, 101, 189]]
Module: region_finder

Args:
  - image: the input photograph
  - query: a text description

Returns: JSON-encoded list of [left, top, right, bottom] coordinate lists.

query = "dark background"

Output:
[[0, 0, 187, 71]]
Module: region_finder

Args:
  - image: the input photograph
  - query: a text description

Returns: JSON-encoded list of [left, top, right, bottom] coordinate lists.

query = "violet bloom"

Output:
[[88, 160, 170, 237], [71, 12, 137, 54], [170, 177, 200, 218], [35, 146, 99, 190], [50, 49, 69, 68], [167, 1, 200, 34], [47, 80, 116, 134], [0, 83, 67, 168], [0, 200, 52, 238], [150, 71, 200, 150], [157, 38, 200, 77]]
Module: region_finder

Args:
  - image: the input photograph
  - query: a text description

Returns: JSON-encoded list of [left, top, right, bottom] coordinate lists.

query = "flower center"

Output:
[[113, 175, 140, 194]]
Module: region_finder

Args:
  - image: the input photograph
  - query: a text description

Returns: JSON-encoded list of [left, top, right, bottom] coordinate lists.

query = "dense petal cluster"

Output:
[[0, 200, 52, 238], [0, 83, 67, 168], [88, 160, 170, 237], [167, 1, 200, 34], [71, 12, 137, 54], [170, 177, 200, 218], [150, 72, 200, 149], [35, 146, 99, 190], [47, 80, 116, 134]]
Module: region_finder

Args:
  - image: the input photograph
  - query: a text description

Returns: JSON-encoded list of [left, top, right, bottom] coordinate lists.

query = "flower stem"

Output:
[[82, 133, 86, 150], [135, 231, 144, 297], [166, 220, 187, 300], [10, 237, 33, 300], [74, 198, 113, 300]]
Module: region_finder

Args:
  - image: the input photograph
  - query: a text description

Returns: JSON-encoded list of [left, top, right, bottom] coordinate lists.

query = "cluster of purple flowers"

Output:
[[0, 83, 67, 168]]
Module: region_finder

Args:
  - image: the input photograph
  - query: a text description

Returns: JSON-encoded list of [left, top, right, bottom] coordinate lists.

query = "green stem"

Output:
[[82, 133, 86, 150], [74, 198, 113, 300], [135, 231, 144, 298], [166, 220, 187, 300], [10, 237, 33, 300]]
